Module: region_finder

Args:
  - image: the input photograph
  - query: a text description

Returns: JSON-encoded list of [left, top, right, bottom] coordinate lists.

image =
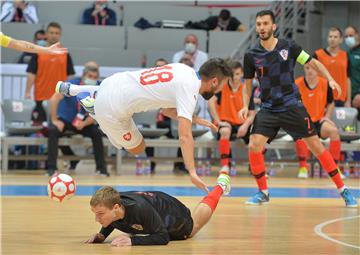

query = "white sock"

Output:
[[261, 189, 269, 196], [69, 85, 99, 97], [338, 185, 346, 193]]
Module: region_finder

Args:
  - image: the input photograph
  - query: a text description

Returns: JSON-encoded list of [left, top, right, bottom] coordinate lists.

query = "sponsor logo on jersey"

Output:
[[279, 49, 288, 60], [123, 132, 132, 141]]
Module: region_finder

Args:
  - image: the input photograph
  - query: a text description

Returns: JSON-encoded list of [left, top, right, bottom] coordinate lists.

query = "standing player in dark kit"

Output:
[[239, 10, 357, 207], [85, 174, 230, 246]]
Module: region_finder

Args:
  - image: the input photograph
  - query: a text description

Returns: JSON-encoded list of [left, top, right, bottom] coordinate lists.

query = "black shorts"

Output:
[[169, 207, 194, 241], [251, 106, 317, 142], [217, 122, 250, 144], [313, 121, 325, 139]]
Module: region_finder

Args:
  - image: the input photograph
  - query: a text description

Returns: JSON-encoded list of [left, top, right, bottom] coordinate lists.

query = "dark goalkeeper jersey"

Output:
[[99, 191, 193, 245], [243, 38, 312, 112]]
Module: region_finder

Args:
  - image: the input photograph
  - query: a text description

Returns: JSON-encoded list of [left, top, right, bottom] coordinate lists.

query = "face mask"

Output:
[[36, 40, 47, 47], [184, 43, 196, 54], [83, 78, 97, 85], [345, 36, 356, 48]]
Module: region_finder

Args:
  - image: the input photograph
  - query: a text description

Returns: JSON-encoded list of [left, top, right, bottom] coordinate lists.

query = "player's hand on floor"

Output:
[[84, 233, 105, 243], [238, 107, 249, 122], [111, 235, 132, 246], [329, 80, 342, 97], [190, 172, 209, 193]]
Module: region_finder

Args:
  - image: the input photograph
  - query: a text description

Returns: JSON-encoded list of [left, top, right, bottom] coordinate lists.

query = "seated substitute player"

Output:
[[239, 10, 357, 207], [85, 174, 230, 246], [56, 59, 232, 192], [208, 61, 255, 174], [295, 64, 342, 179]]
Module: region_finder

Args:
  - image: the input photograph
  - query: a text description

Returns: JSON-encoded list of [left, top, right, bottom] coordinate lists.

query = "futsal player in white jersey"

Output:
[[56, 58, 233, 192]]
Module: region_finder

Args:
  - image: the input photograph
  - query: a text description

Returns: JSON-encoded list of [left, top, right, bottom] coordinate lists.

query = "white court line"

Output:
[[314, 215, 360, 250]]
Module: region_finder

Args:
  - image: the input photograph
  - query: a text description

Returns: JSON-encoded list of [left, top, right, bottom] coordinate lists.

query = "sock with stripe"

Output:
[[317, 150, 344, 189], [249, 151, 268, 191]]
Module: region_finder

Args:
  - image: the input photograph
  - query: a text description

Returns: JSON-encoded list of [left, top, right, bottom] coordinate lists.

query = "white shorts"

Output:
[[94, 76, 143, 150]]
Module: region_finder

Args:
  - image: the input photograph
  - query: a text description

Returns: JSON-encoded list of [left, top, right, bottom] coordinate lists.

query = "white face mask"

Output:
[[345, 36, 356, 48], [184, 43, 196, 54], [83, 78, 97, 85]]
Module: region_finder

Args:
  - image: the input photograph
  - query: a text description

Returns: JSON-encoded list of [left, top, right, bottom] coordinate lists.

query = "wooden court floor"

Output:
[[1, 173, 359, 255]]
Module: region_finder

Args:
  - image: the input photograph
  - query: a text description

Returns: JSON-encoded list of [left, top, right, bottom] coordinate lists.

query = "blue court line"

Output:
[[1, 185, 359, 198]]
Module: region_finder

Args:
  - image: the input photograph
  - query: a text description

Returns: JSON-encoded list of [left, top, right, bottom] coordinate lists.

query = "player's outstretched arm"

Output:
[[8, 38, 67, 54], [163, 108, 217, 132], [308, 58, 342, 97], [178, 117, 209, 192]]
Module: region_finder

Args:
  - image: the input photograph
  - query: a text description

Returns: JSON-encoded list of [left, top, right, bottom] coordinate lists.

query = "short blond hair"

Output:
[[90, 186, 121, 209]]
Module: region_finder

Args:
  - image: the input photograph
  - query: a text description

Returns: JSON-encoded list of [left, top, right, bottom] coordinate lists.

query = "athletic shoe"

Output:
[[77, 92, 95, 115], [297, 167, 309, 178], [245, 191, 270, 205], [217, 174, 231, 195], [219, 165, 230, 175], [55, 81, 72, 97], [95, 170, 110, 177], [340, 188, 358, 207]]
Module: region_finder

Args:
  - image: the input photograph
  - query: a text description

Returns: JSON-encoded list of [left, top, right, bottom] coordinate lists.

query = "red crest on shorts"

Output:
[[123, 132, 132, 141]]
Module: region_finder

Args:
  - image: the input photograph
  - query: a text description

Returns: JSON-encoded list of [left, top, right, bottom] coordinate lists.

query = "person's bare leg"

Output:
[[189, 203, 213, 237], [189, 174, 231, 238], [127, 138, 146, 155], [218, 125, 232, 174]]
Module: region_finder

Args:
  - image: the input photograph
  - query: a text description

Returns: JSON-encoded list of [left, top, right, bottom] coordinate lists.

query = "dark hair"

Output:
[[199, 58, 233, 81], [46, 22, 62, 31], [219, 9, 231, 21], [230, 60, 242, 70], [154, 58, 168, 67], [329, 27, 343, 37], [256, 10, 275, 23], [346, 25, 359, 34], [33, 29, 45, 40]]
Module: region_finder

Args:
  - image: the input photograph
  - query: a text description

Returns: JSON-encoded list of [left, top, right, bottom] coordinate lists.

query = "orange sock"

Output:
[[329, 140, 341, 162], [200, 185, 223, 212], [249, 151, 268, 191], [295, 140, 309, 169], [317, 150, 344, 189], [219, 139, 230, 167]]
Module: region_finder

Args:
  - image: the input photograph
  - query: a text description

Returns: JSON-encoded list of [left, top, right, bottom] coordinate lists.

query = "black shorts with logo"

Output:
[[251, 106, 317, 142]]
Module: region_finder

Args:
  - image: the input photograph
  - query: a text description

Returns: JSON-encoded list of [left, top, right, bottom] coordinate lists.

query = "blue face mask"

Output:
[[36, 40, 47, 47], [345, 36, 356, 48]]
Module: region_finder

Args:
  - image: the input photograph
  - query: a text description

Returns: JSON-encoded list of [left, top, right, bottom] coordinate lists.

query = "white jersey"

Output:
[[97, 63, 201, 121]]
